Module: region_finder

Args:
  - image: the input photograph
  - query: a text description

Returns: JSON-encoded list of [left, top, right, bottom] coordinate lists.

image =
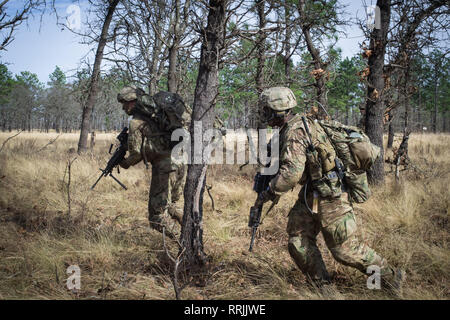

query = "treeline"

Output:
[[0, 65, 128, 133], [0, 0, 448, 134], [0, 50, 447, 134]]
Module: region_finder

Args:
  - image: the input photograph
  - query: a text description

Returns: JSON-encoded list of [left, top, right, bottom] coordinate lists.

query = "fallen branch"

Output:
[[0, 130, 23, 153], [35, 134, 62, 153]]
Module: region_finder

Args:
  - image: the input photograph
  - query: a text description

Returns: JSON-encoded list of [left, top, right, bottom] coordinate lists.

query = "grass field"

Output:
[[0, 130, 448, 300]]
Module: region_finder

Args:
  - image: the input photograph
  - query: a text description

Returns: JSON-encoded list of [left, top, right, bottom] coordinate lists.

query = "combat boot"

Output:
[[167, 205, 183, 225], [382, 268, 406, 298], [149, 213, 180, 239]]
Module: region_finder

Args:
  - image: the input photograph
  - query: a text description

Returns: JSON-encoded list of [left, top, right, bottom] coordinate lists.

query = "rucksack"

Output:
[[152, 91, 224, 133], [314, 119, 380, 203], [152, 91, 191, 131], [134, 91, 191, 132]]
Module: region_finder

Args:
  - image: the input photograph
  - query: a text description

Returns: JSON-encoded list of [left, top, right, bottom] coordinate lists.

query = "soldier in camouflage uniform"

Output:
[[117, 86, 188, 238], [257, 87, 404, 294]]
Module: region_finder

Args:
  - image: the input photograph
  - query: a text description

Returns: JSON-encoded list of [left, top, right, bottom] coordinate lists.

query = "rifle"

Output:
[[248, 172, 276, 252], [248, 140, 277, 252], [91, 127, 128, 190]]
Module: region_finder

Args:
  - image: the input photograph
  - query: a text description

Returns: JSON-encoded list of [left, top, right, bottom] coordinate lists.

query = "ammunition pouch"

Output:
[[312, 170, 342, 199]]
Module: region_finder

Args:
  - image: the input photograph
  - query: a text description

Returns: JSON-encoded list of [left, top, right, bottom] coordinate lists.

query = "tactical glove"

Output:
[[119, 158, 131, 169], [259, 187, 278, 204]]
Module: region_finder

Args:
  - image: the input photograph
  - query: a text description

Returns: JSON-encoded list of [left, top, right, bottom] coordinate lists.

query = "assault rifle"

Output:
[[248, 141, 277, 252], [91, 127, 128, 190], [248, 172, 276, 252]]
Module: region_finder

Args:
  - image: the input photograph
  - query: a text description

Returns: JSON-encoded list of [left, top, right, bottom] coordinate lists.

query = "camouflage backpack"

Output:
[[315, 120, 380, 203], [152, 91, 191, 131], [134, 90, 191, 132]]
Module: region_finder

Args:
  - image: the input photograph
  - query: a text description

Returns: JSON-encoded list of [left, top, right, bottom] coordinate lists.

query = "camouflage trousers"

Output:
[[148, 157, 186, 224], [287, 187, 393, 281]]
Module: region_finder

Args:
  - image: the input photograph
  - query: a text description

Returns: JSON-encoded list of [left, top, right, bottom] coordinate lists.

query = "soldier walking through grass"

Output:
[[117, 86, 190, 239], [255, 86, 405, 295]]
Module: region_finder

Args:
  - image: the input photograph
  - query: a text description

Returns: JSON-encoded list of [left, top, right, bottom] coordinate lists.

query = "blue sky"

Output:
[[0, 0, 91, 84], [0, 0, 370, 85]]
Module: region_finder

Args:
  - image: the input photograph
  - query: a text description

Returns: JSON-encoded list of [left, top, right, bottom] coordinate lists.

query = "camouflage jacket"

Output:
[[121, 96, 181, 168], [269, 114, 336, 196], [121, 92, 224, 168]]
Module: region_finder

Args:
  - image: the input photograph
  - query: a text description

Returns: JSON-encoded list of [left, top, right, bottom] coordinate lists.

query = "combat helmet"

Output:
[[117, 86, 145, 103], [261, 87, 297, 111]]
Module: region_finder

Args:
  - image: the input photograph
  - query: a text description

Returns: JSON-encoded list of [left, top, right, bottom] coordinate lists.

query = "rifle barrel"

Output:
[[249, 227, 257, 252]]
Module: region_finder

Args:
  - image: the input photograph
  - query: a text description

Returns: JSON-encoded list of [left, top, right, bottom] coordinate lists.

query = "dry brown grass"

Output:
[[0, 130, 448, 300]]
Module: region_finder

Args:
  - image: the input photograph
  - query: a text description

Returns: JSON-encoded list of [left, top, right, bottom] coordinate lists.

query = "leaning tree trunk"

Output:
[[77, 0, 119, 154], [180, 0, 228, 269], [364, 0, 391, 185], [298, 0, 328, 119]]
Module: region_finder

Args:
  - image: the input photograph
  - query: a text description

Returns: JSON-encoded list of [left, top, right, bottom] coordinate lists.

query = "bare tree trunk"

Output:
[[167, 45, 178, 93], [77, 0, 119, 154], [283, 2, 292, 87], [345, 105, 350, 125], [1, 111, 5, 131], [55, 115, 61, 133], [298, 0, 328, 118], [442, 110, 446, 133], [255, 0, 266, 129], [180, 0, 228, 269], [403, 68, 410, 133], [417, 88, 422, 132], [387, 114, 395, 149], [27, 111, 31, 132], [168, 0, 181, 93], [433, 62, 438, 133], [167, 0, 190, 94], [364, 0, 390, 185]]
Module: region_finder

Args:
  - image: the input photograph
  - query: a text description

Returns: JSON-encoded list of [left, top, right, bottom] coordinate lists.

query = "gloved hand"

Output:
[[119, 158, 130, 169], [259, 187, 278, 204]]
